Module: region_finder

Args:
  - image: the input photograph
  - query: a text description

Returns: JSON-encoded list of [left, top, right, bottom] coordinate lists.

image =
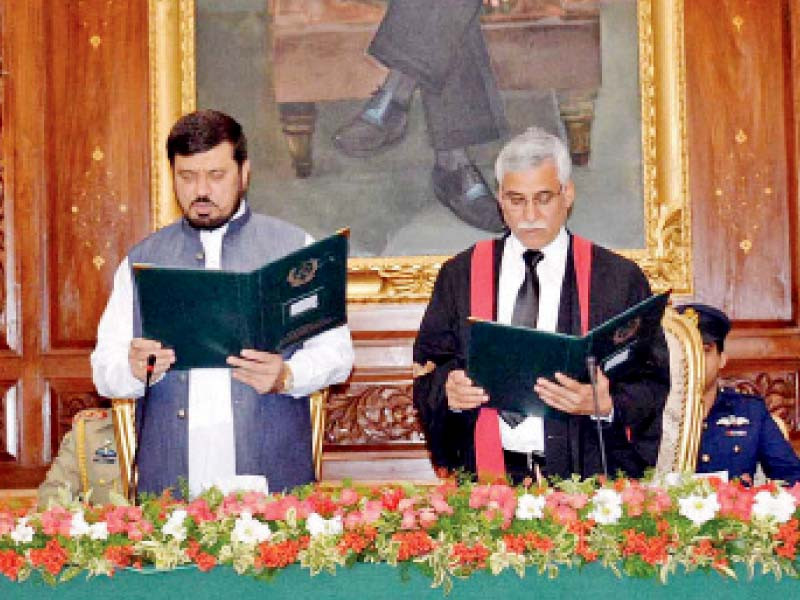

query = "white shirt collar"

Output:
[[199, 201, 247, 269], [507, 226, 569, 262]]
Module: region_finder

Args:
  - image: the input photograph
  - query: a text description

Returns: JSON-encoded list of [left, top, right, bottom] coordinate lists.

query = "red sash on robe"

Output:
[[471, 235, 593, 481]]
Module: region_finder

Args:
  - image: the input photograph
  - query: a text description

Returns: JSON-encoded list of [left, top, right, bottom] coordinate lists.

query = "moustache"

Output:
[[191, 196, 216, 206], [517, 221, 547, 230]]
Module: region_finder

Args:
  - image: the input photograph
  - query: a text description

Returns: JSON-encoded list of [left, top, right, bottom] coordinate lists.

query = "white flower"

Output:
[[162, 509, 188, 541], [588, 489, 623, 525], [10, 517, 34, 545], [752, 489, 796, 524], [678, 493, 720, 526], [89, 521, 109, 541], [69, 511, 91, 537], [231, 511, 272, 545], [515, 494, 546, 520], [305, 512, 343, 538]]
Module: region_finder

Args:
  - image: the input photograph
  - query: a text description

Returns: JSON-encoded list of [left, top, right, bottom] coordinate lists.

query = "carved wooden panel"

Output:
[[686, 0, 795, 320], [325, 383, 423, 446], [49, 379, 107, 460], [45, 0, 150, 349], [721, 370, 799, 434]]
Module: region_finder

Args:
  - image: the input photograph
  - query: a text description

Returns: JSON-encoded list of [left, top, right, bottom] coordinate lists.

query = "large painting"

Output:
[[148, 0, 691, 301]]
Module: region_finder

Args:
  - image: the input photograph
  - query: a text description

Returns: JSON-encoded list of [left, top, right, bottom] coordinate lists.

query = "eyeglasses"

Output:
[[502, 185, 563, 209]]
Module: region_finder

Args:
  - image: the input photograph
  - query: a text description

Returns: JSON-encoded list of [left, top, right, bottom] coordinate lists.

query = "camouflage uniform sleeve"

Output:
[[37, 430, 82, 509]]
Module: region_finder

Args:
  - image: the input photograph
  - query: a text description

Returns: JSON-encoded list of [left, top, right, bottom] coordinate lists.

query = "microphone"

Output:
[[130, 354, 157, 504], [587, 355, 609, 479]]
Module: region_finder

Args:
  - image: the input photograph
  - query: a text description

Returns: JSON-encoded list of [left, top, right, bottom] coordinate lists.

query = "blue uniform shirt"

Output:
[[696, 388, 800, 485]]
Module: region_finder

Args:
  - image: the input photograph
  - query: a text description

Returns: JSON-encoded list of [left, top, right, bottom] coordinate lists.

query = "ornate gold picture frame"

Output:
[[148, 0, 691, 302]]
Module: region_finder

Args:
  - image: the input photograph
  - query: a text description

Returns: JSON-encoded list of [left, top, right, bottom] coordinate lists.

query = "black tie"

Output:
[[511, 249, 545, 329], [502, 249, 544, 427]]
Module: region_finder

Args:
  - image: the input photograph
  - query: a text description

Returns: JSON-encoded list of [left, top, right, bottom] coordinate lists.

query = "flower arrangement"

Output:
[[2, 474, 800, 592]]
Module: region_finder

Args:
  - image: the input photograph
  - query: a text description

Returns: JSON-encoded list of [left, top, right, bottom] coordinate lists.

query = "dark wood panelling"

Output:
[[687, 0, 795, 321], [46, 0, 150, 349]]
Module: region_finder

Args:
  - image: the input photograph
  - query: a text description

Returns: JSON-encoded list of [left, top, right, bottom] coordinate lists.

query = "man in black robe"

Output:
[[413, 127, 669, 482]]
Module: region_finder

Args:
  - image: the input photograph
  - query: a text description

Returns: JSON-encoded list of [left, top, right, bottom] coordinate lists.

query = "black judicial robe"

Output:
[[413, 235, 670, 479]]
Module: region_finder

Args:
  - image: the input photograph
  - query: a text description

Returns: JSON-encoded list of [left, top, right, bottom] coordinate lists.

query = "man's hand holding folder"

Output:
[[445, 366, 613, 417], [535, 370, 612, 417], [464, 291, 669, 418]]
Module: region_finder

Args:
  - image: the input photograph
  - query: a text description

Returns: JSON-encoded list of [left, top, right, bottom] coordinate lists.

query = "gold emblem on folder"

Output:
[[287, 258, 319, 287], [612, 317, 641, 345]]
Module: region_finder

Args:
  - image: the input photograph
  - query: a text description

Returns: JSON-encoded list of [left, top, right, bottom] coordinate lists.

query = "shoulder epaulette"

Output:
[[72, 408, 110, 426], [718, 387, 763, 402]]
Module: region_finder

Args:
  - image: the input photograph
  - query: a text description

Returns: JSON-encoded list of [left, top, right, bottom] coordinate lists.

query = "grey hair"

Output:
[[494, 127, 572, 185]]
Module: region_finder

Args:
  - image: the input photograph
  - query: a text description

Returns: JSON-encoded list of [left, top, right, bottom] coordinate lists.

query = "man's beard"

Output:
[[185, 188, 245, 231]]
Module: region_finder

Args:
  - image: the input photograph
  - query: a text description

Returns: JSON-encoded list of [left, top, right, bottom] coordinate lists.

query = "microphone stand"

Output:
[[129, 354, 156, 505], [586, 355, 609, 479]]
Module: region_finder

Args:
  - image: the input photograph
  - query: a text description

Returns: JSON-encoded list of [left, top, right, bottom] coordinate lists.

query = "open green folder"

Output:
[[133, 231, 348, 370], [466, 291, 670, 417]]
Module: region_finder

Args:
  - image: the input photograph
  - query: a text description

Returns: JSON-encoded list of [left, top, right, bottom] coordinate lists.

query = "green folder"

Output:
[[466, 291, 670, 417], [133, 231, 348, 370]]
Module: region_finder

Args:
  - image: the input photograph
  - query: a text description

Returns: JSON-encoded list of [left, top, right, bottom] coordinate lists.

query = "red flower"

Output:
[[307, 492, 338, 517], [195, 552, 217, 572], [185, 540, 201, 561], [392, 531, 435, 561], [775, 518, 800, 559], [337, 527, 377, 556], [254, 538, 307, 569], [451, 542, 490, 568], [0, 549, 25, 581], [381, 488, 405, 511], [530, 535, 555, 553], [502, 534, 526, 554], [622, 529, 670, 566], [576, 539, 598, 562], [104, 545, 135, 569], [693, 539, 715, 558], [29, 539, 69, 576]]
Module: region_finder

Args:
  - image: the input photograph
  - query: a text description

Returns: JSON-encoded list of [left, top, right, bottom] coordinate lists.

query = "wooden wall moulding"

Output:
[[0, 381, 17, 463]]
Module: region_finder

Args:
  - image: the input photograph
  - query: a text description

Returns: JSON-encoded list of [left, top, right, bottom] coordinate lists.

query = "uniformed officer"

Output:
[[38, 408, 125, 508], [677, 303, 800, 485]]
